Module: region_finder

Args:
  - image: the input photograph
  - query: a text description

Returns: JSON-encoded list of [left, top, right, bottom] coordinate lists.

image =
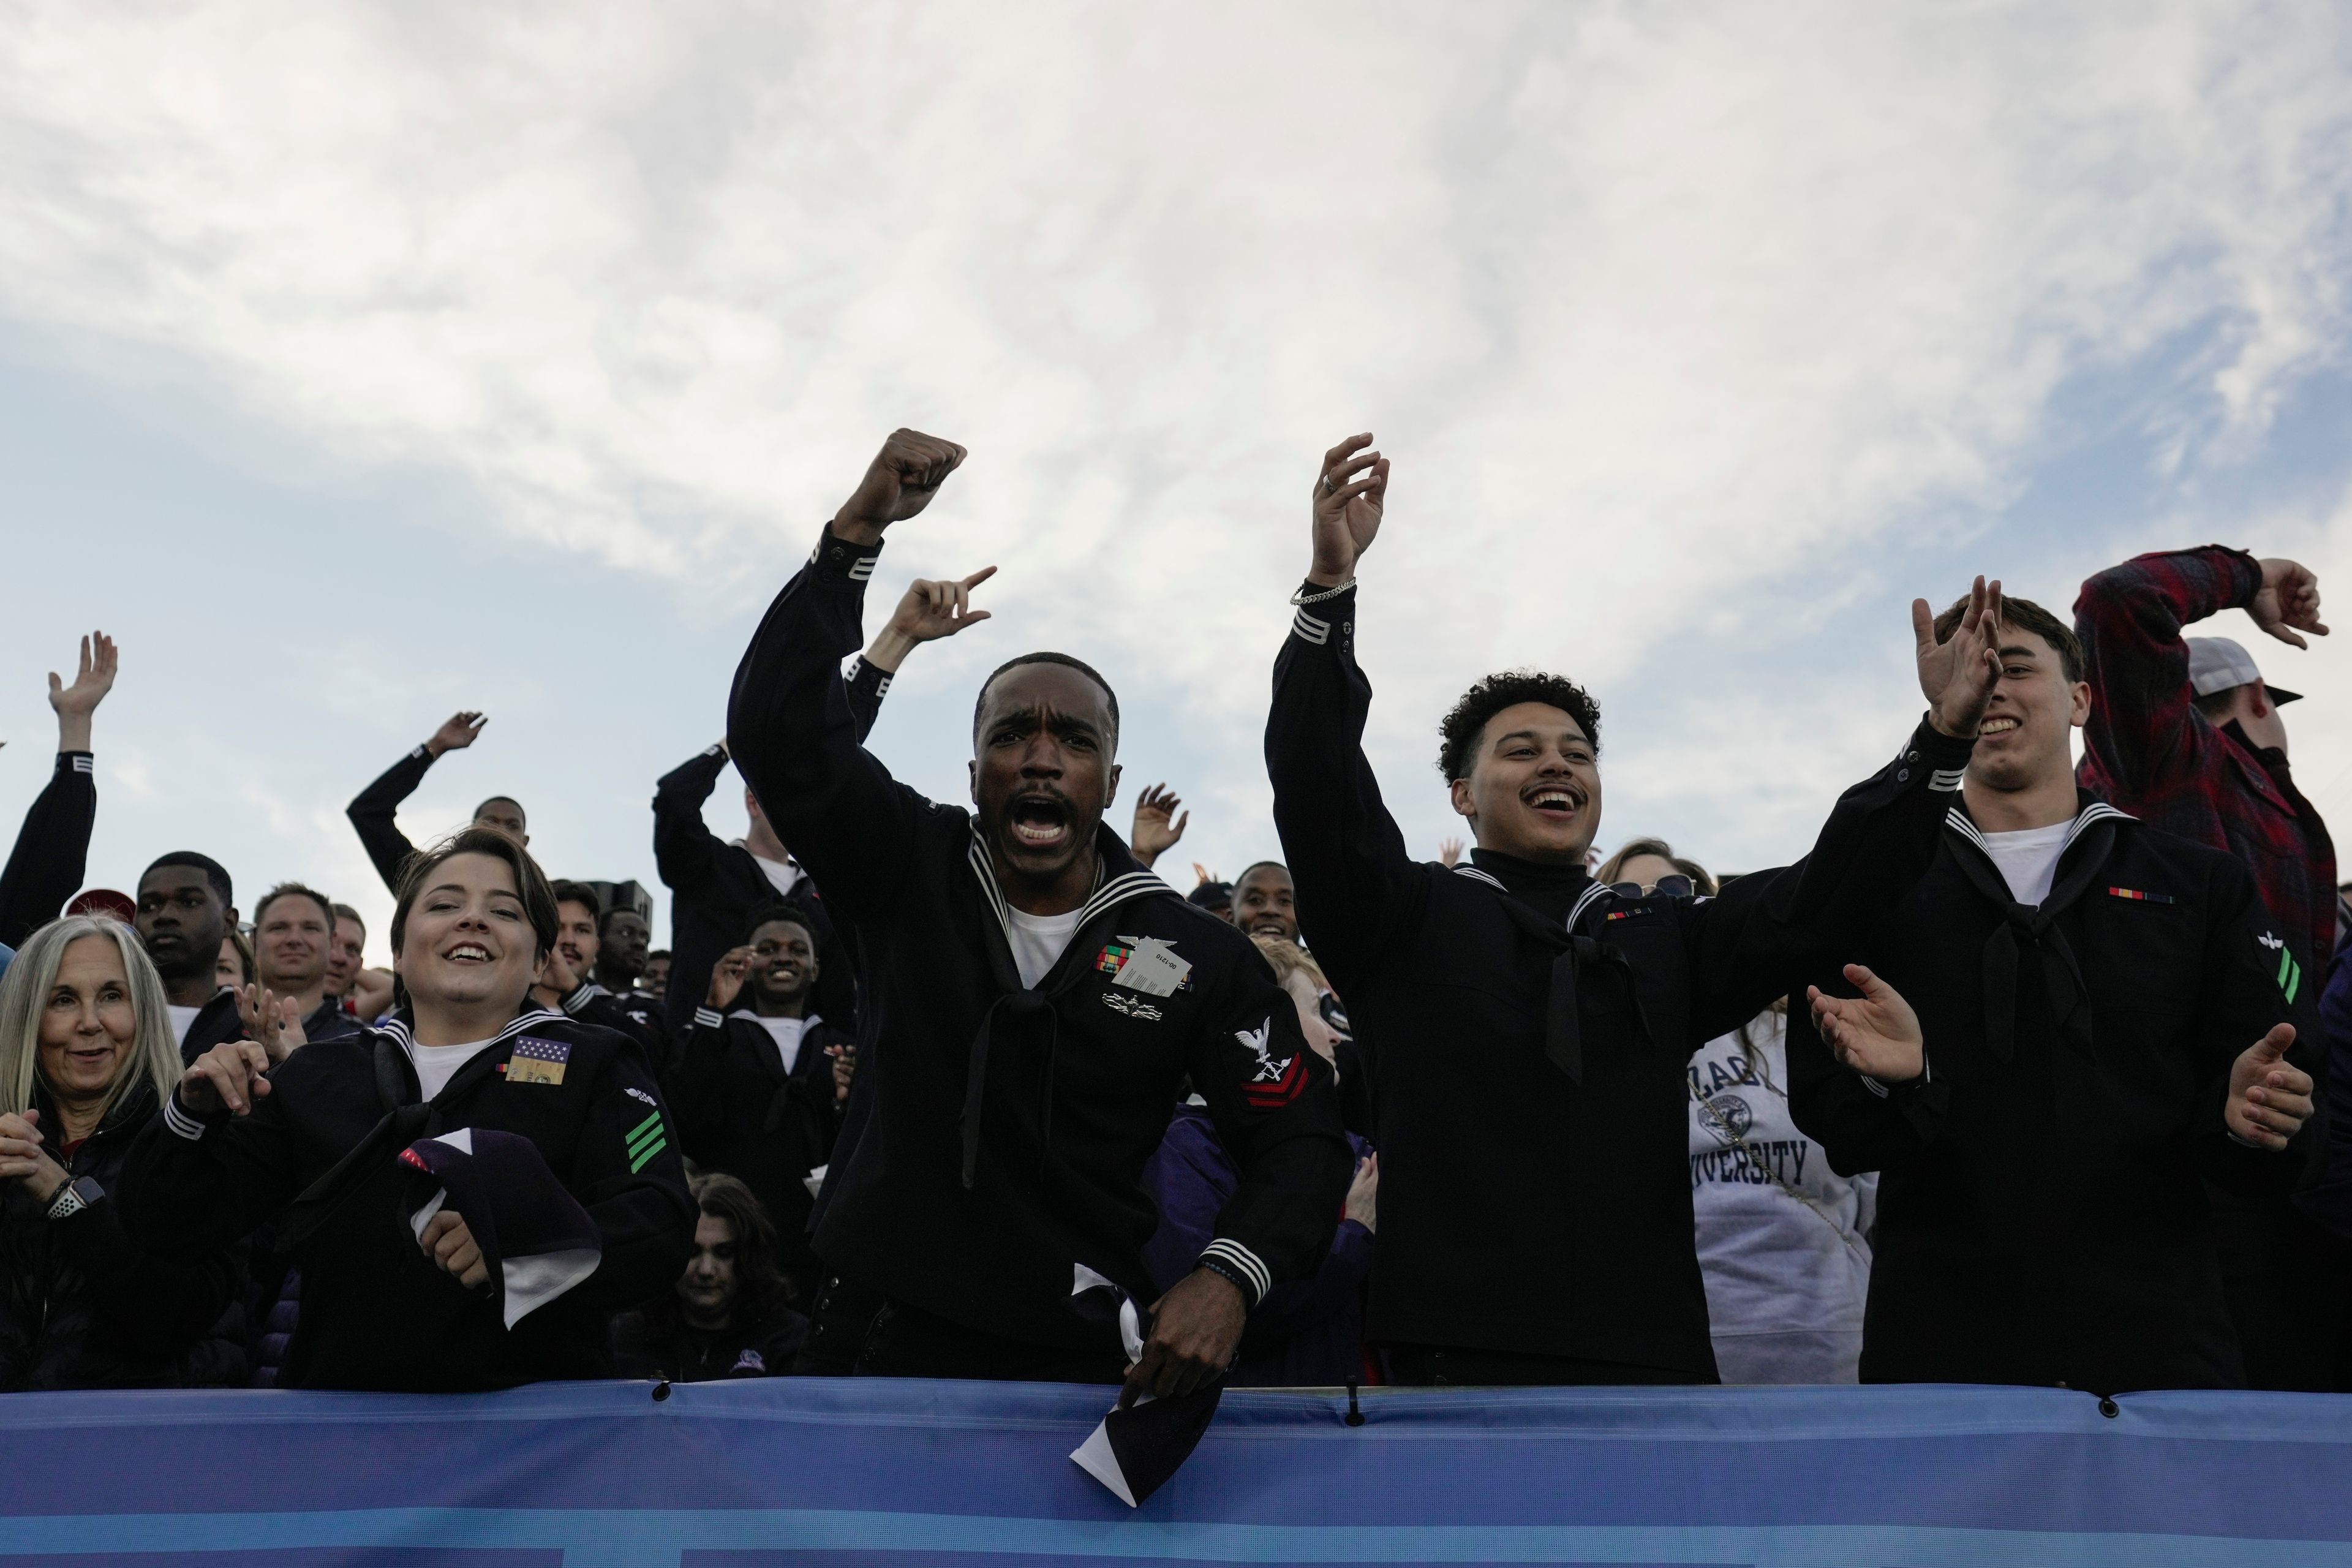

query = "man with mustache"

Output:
[[727, 429, 1351, 1400], [1265, 432, 2003, 1385], [670, 911, 851, 1302]]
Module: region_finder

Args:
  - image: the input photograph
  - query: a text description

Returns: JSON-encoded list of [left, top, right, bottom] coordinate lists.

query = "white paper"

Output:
[[1070, 1419, 1137, 1507], [1112, 938, 1191, 998]]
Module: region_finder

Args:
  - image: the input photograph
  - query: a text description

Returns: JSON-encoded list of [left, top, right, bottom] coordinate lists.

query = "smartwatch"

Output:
[[45, 1175, 102, 1221]]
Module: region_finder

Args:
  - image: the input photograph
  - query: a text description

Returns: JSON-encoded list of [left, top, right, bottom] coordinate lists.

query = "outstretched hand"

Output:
[[236, 983, 308, 1063], [870, 567, 997, 672], [1913, 576, 2005, 739], [1308, 434, 1389, 587], [1130, 784, 1189, 867], [1437, 837, 1464, 869], [48, 631, 117, 752], [2226, 1023, 2313, 1150], [706, 946, 753, 1011], [832, 429, 967, 545], [2254, 559, 2328, 650], [1119, 1267, 1244, 1409], [427, 712, 487, 757], [1807, 963, 1926, 1083]]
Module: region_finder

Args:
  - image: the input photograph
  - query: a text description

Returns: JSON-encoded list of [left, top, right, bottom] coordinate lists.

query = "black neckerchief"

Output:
[[958, 820, 1178, 1188], [1942, 796, 2134, 1062], [1453, 848, 1652, 1085]]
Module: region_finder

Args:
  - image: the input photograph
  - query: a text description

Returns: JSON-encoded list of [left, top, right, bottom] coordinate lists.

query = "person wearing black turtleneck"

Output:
[[1265, 433, 2005, 1384]]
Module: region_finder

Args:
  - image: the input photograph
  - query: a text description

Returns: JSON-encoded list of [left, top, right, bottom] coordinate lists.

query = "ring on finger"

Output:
[[1320, 475, 1335, 496]]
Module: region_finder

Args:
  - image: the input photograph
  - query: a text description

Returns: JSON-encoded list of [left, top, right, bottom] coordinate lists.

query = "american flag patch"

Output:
[[508, 1035, 570, 1086], [2106, 887, 2175, 904]]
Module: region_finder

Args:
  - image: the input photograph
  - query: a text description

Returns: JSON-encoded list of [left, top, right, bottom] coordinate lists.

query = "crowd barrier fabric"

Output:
[[9, 1377, 2352, 1566]]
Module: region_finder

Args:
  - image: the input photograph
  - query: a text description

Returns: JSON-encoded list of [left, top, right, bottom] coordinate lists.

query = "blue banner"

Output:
[[8, 1378, 2352, 1564]]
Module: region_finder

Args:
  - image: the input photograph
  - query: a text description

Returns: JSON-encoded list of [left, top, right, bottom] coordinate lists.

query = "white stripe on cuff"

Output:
[[1291, 608, 1331, 646], [70, 755, 93, 775], [848, 557, 876, 582], [1199, 1238, 1272, 1304], [163, 1095, 211, 1141], [1859, 1075, 1890, 1099], [693, 1007, 725, 1030], [1928, 767, 1966, 793], [875, 673, 894, 698]]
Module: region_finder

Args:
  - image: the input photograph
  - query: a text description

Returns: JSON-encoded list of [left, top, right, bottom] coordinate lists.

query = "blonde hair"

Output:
[[1595, 836, 1717, 896], [1251, 933, 1329, 995], [0, 917, 181, 1123]]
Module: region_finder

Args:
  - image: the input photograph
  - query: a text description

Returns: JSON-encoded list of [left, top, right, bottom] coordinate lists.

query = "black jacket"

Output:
[[345, 744, 440, 894], [652, 725, 881, 1041], [556, 982, 671, 1072], [178, 987, 246, 1066], [1787, 800, 2323, 1393], [1265, 584, 1975, 1376], [118, 1008, 694, 1391], [727, 529, 1354, 1352], [0, 1080, 246, 1390], [611, 1303, 810, 1381], [668, 1004, 848, 1297], [0, 750, 94, 949]]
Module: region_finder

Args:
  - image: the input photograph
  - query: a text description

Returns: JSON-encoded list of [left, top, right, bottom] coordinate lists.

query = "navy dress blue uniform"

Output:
[[118, 1009, 693, 1392], [1266, 584, 1978, 1383], [726, 529, 1353, 1378], [1788, 799, 2323, 1393]]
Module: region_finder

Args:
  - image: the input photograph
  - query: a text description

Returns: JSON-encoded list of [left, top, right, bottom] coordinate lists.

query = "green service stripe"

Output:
[[627, 1109, 662, 1142], [2286, 960, 2303, 1006], [628, 1136, 668, 1174], [627, 1118, 665, 1153]]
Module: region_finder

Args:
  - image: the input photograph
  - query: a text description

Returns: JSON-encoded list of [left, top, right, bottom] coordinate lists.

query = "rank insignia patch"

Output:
[[507, 1036, 570, 1086]]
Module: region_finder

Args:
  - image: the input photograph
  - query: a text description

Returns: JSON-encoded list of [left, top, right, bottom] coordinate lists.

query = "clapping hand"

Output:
[[0, 1109, 67, 1204], [2226, 1025, 2314, 1150], [1309, 434, 1389, 587], [829, 1042, 856, 1105], [1913, 576, 2005, 739], [178, 1039, 274, 1118], [1806, 963, 1926, 1084], [832, 429, 967, 545], [706, 947, 752, 1011], [2254, 559, 2328, 650], [237, 982, 307, 1063], [1130, 784, 1189, 869]]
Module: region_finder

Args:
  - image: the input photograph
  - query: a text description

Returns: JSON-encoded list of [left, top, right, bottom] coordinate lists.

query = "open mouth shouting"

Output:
[[1007, 792, 1073, 851]]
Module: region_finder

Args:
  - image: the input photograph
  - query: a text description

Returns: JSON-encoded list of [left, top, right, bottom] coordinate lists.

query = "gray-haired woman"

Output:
[[0, 916, 244, 1388]]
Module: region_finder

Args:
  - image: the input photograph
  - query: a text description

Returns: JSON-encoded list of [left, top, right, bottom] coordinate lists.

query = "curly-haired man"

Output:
[[1265, 432, 2005, 1385]]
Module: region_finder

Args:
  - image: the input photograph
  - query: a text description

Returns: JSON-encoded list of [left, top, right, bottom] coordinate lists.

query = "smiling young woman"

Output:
[[116, 827, 693, 1393], [0, 916, 246, 1389]]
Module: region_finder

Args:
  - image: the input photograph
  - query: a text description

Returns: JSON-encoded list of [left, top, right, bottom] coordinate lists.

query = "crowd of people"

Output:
[[0, 427, 2344, 1408]]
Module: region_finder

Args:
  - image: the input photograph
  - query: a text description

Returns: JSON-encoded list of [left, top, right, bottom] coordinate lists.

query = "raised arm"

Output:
[[651, 744, 733, 895], [0, 632, 114, 948], [348, 712, 483, 892], [854, 565, 997, 741], [725, 431, 973, 920], [1265, 435, 1419, 998], [2073, 548, 2324, 799]]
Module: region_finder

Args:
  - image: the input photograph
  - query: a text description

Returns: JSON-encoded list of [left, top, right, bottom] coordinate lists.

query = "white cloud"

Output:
[[3, 0, 2351, 875]]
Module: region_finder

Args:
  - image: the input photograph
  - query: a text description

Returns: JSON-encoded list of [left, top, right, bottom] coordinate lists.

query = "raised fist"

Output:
[[832, 429, 968, 545]]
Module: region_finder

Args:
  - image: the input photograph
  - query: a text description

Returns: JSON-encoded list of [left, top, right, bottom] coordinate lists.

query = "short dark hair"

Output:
[[1932, 594, 2084, 684], [143, 852, 232, 908], [647, 948, 671, 963], [1234, 861, 1289, 889], [1438, 672, 1603, 781], [744, 905, 814, 946], [973, 652, 1120, 747], [331, 902, 365, 934], [597, 903, 644, 937], [253, 881, 336, 933], [390, 826, 560, 964], [473, 795, 526, 829], [549, 880, 601, 917]]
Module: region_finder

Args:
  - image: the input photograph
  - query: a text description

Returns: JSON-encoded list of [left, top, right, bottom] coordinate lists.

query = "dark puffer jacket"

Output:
[[0, 1079, 246, 1390]]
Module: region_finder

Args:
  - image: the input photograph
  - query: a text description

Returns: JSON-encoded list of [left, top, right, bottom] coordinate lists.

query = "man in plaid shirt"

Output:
[[2075, 546, 2333, 972], [2075, 542, 2342, 1392]]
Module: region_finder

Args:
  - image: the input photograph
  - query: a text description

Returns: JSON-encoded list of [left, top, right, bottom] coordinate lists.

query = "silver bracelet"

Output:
[[1290, 579, 1356, 606]]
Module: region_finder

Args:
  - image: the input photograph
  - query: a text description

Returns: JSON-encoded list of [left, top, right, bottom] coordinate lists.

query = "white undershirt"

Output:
[[749, 853, 804, 900], [1980, 821, 2073, 908], [409, 1038, 497, 1101], [1005, 906, 1085, 990], [167, 1005, 202, 1047], [734, 1010, 813, 1074]]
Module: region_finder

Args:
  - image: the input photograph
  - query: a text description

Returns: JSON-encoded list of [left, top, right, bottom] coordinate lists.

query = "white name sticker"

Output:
[[1112, 937, 1191, 998]]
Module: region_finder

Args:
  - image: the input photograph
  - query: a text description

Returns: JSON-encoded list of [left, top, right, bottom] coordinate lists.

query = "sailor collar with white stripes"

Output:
[[1943, 798, 2135, 867], [965, 827, 1170, 946], [376, 1005, 567, 1058], [1452, 861, 1619, 931]]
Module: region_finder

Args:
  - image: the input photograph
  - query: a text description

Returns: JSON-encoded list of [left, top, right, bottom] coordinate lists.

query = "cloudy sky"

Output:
[[4, 2, 2351, 964]]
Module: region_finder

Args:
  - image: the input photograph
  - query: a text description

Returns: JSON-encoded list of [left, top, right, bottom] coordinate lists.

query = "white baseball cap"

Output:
[[2186, 636, 2302, 706]]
